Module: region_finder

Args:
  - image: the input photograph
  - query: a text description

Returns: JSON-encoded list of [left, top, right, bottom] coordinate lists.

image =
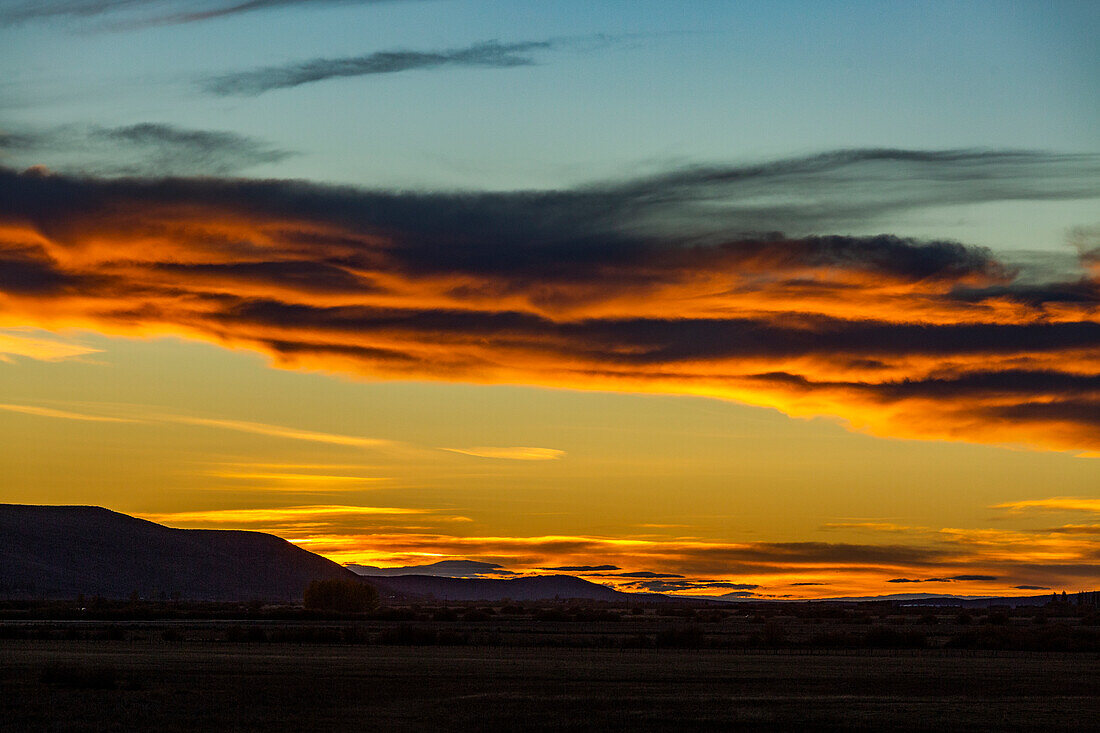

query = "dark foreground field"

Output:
[[3, 640, 1099, 732]]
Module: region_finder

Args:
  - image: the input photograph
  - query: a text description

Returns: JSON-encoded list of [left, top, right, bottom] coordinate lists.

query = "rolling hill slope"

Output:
[[0, 504, 357, 601], [362, 573, 636, 602]]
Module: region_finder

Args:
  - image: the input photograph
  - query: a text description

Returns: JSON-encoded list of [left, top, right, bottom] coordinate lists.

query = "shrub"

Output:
[[303, 579, 379, 613]]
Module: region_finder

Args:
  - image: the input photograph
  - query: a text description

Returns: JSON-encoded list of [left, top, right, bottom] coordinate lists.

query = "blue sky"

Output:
[[3, 1, 1097, 251]]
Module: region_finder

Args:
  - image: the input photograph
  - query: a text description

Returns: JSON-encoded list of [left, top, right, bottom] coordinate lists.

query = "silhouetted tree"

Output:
[[303, 579, 378, 612]]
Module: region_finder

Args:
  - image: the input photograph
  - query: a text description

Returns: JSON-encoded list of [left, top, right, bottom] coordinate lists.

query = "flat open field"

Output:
[[2, 640, 1098, 731]]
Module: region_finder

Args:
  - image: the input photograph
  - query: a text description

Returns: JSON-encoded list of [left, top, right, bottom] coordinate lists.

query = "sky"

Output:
[[1, 0, 1098, 600]]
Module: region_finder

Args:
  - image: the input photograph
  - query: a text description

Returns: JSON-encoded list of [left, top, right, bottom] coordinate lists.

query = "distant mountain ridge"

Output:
[[361, 573, 653, 602], [346, 560, 513, 578], [0, 504, 356, 601]]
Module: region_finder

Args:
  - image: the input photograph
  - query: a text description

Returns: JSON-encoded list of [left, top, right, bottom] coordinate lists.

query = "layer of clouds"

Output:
[[0, 123, 291, 176], [887, 575, 998, 584], [203, 40, 552, 96], [140, 503, 1100, 593], [1, 148, 1098, 452]]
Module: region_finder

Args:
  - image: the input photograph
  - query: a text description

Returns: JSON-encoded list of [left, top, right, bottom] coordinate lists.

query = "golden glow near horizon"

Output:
[[2, 327, 1097, 598]]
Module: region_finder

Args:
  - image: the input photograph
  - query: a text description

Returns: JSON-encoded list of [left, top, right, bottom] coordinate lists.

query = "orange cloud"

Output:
[[158, 415, 397, 448], [139, 505, 428, 524], [993, 498, 1100, 514], [137, 499, 1100, 597], [0, 328, 101, 362], [289, 529, 1100, 597], [442, 446, 566, 461], [0, 402, 137, 422], [2, 162, 1098, 452]]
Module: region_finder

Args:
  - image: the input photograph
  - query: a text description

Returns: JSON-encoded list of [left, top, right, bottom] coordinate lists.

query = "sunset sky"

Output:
[[2, 0, 1099, 599]]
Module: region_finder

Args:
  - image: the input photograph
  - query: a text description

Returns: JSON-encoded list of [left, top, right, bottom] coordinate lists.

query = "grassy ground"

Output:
[[2, 640, 1099, 731]]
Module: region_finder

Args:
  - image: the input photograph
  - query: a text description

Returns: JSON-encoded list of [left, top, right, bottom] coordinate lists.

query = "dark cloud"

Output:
[[1014, 585, 1051, 591], [1043, 525, 1100, 535], [604, 571, 686, 579], [888, 575, 997, 583], [618, 578, 755, 593], [0, 0, 413, 27], [0, 148, 1098, 451], [790, 582, 826, 586], [709, 583, 760, 590], [948, 574, 998, 582], [0, 123, 291, 176], [203, 40, 553, 96], [538, 565, 621, 572], [608, 148, 1100, 238], [0, 246, 88, 295]]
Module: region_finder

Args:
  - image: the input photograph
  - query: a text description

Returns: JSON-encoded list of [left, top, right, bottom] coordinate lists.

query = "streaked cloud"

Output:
[[442, 446, 566, 461], [1042, 525, 1100, 535], [206, 470, 387, 483], [0, 399, 402, 450], [198, 469, 389, 492], [0, 0, 416, 27], [993, 498, 1100, 515], [822, 522, 919, 533], [139, 504, 427, 524], [887, 574, 997, 583], [1, 149, 1098, 452], [0, 402, 136, 422], [159, 415, 397, 448], [203, 40, 553, 96], [0, 329, 100, 362], [0, 123, 290, 176]]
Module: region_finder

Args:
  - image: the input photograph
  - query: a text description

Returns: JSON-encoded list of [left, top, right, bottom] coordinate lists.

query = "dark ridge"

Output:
[[0, 504, 358, 601], [362, 573, 646, 602]]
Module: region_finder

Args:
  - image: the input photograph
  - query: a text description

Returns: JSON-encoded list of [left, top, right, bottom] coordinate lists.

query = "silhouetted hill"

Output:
[[0, 504, 357, 601], [362, 573, 642, 602], [346, 560, 511, 578]]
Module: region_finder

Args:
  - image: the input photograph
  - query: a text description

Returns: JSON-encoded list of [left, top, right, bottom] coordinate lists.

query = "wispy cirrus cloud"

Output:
[[203, 40, 553, 96], [0, 123, 291, 176], [0, 400, 400, 449], [1, 149, 1099, 452], [139, 504, 427, 524], [0, 328, 100, 362], [887, 575, 998, 583], [206, 469, 386, 483], [0, 403, 136, 422], [160, 415, 397, 448], [442, 446, 565, 461], [994, 498, 1100, 514], [0, 0, 418, 27]]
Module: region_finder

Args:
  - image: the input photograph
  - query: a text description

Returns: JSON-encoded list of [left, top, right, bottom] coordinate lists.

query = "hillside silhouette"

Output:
[[363, 573, 641, 602], [0, 504, 356, 601]]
